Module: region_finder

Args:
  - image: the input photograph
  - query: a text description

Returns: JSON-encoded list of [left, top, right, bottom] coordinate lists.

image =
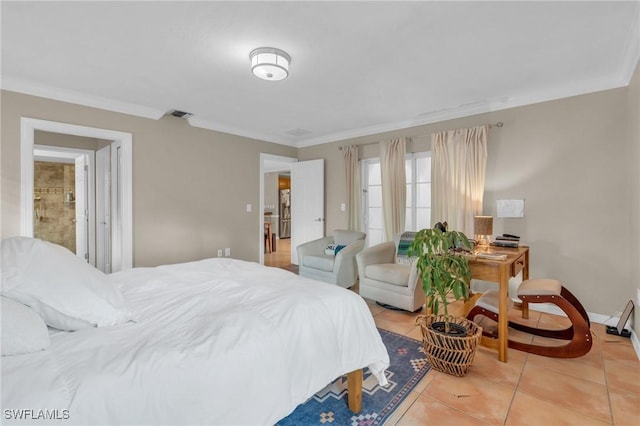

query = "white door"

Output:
[[74, 155, 89, 262], [96, 145, 111, 273], [290, 159, 324, 265]]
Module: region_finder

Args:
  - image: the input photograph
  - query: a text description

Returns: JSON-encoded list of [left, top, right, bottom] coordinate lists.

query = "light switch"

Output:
[[246, 203, 252, 212], [340, 203, 346, 212]]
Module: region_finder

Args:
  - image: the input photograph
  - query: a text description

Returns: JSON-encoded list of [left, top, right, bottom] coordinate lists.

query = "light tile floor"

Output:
[[365, 299, 640, 426], [274, 260, 640, 425]]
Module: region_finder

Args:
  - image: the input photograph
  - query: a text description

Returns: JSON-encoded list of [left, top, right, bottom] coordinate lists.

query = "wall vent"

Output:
[[167, 109, 193, 119]]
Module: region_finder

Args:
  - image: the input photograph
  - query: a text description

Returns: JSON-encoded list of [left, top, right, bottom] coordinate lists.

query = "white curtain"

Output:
[[343, 145, 362, 231], [380, 138, 406, 241], [431, 125, 488, 237]]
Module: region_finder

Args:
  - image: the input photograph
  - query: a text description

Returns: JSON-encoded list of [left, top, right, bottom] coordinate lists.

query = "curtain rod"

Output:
[[337, 121, 503, 150]]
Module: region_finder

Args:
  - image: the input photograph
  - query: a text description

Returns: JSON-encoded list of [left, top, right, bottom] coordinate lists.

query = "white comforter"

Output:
[[2, 258, 389, 425]]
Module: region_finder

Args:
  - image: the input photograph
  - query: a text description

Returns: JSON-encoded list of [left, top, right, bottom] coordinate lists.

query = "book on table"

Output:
[[491, 240, 519, 248], [492, 234, 520, 248], [475, 252, 507, 261], [495, 236, 519, 242]]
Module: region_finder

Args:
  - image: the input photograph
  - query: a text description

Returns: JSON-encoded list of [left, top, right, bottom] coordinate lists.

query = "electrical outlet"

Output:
[[217, 249, 222, 257], [224, 247, 231, 257]]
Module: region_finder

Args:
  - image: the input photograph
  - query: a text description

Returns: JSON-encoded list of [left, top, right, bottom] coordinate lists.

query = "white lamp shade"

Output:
[[250, 47, 290, 81]]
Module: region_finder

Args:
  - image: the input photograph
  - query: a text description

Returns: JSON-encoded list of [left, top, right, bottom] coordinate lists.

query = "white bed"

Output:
[[1, 237, 390, 425]]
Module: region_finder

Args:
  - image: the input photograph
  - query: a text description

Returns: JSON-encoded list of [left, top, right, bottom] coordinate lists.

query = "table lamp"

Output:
[[474, 216, 493, 247]]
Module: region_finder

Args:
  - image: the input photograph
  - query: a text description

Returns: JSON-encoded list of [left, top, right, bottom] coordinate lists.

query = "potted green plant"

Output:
[[409, 225, 472, 331], [408, 223, 482, 376]]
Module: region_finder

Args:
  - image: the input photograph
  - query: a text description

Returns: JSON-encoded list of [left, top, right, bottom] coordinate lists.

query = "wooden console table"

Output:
[[468, 246, 529, 362]]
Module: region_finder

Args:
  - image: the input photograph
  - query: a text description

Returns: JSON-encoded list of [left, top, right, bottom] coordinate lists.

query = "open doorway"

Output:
[[20, 118, 133, 272], [33, 145, 95, 264], [263, 171, 292, 268], [259, 154, 296, 268], [259, 154, 325, 269]]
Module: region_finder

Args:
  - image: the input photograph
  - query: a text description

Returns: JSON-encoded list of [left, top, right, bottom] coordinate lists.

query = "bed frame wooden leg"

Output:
[[347, 369, 363, 413]]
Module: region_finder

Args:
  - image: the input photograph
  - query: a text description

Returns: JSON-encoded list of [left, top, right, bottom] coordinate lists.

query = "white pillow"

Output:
[[1, 296, 50, 356], [324, 243, 346, 256], [1, 237, 129, 331]]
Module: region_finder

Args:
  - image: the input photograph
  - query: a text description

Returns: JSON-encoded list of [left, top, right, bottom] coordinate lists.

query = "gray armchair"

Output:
[[297, 230, 366, 288], [356, 234, 425, 312]]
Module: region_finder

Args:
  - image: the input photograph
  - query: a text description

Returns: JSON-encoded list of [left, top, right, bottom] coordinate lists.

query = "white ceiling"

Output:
[[2, 1, 639, 147]]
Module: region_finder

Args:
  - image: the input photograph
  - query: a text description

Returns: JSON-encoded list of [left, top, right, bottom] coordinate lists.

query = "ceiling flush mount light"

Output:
[[250, 47, 290, 81]]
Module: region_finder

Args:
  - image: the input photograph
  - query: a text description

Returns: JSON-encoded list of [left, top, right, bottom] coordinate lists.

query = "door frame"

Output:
[[20, 117, 133, 271], [95, 144, 111, 272], [259, 153, 296, 264]]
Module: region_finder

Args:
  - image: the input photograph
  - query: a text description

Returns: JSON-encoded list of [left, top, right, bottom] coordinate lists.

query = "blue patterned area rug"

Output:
[[277, 329, 430, 426]]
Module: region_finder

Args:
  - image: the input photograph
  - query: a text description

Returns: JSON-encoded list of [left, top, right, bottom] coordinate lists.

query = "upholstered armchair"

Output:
[[356, 234, 425, 312], [297, 230, 366, 288]]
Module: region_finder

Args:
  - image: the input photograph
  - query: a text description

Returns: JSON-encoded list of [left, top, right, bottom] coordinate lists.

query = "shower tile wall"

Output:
[[33, 161, 76, 252]]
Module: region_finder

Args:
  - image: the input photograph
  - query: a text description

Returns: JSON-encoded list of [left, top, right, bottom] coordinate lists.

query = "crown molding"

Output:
[[618, 6, 640, 85], [295, 74, 629, 148], [295, 102, 494, 148], [186, 116, 297, 147], [0, 77, 165, 120], [1, 69, 633, 150]]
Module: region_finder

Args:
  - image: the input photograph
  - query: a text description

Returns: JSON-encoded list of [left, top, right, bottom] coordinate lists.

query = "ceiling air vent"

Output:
[[285, 128, 312, 137], [167, 109, 193, 119]]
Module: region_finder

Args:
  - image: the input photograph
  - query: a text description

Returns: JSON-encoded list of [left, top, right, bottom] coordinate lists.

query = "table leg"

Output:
[[521, 249, 530, 319], [498, 264, 509, 362]]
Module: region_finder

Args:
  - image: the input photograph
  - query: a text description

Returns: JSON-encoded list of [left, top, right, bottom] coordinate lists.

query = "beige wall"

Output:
[[628, 62, 640, 334], [300, 87, 633, 318], [1, 90, 297, 266], [2, 81, 637, 320]]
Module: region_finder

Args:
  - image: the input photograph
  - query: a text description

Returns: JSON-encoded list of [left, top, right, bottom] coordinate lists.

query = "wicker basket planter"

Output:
[[416, 314, 482, 377]]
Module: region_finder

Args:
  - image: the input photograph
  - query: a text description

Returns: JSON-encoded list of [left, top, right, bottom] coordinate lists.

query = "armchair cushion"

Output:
[[365, 264, 411, 287], [302, 255, 335, 272]]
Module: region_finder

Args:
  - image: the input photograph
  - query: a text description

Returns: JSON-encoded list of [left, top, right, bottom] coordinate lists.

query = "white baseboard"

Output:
[[632, 329, 640, 360]]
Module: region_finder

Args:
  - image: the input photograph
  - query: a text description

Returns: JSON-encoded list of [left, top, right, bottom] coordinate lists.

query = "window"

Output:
[[363, 160, 384, 247], [362, 152, 431, 247], [406, 153, 432, 232]]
